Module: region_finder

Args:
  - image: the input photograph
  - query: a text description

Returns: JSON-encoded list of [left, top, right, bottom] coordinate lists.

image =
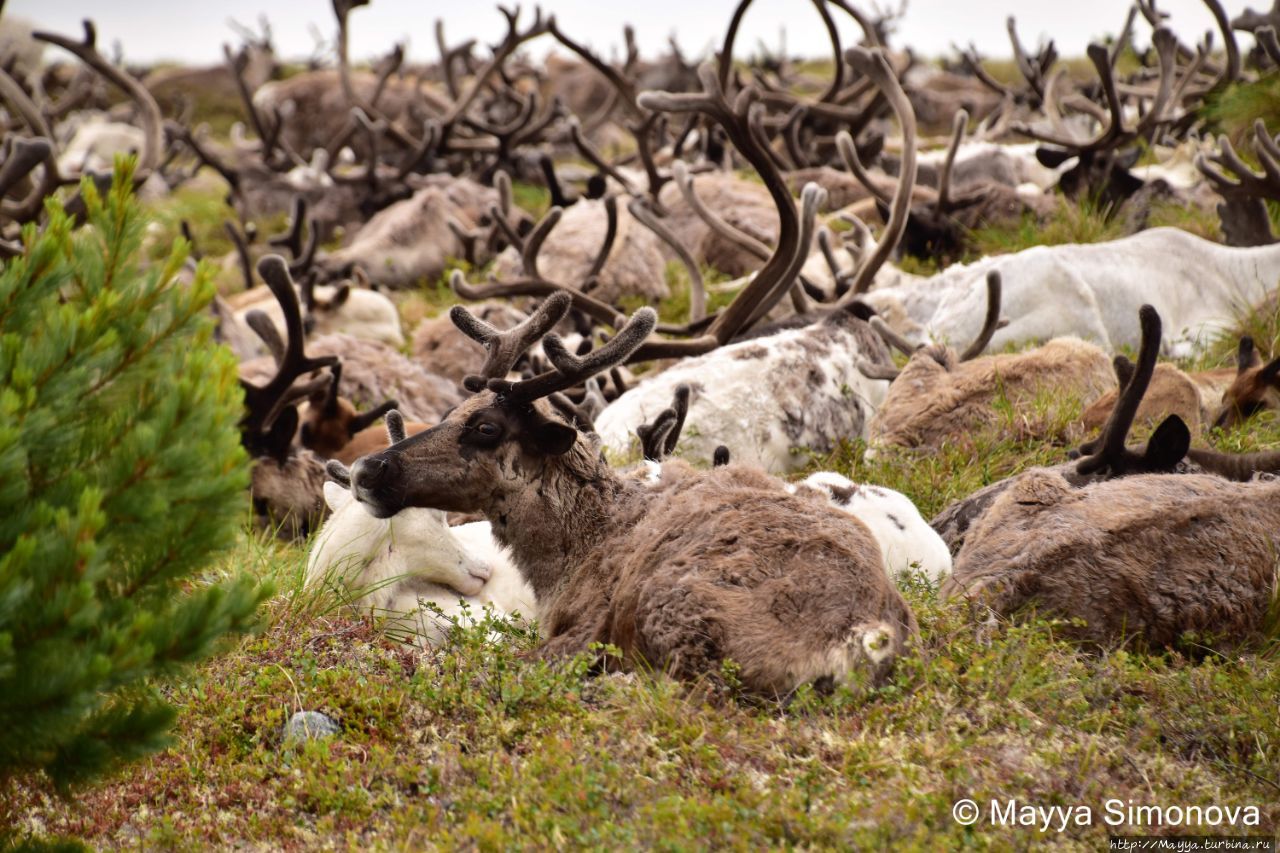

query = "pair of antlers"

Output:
[[856, 271, 1003, 381], [450, 291, 656, 407]]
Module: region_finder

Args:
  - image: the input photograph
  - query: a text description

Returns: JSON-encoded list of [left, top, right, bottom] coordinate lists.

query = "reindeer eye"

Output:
[[475, 422, 502, 439]]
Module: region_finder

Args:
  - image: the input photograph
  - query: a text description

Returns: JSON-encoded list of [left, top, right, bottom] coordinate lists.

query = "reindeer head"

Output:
[[1212, 336, 1280, 430], [298, 363, 400, 458], [350, 292, 655, 519]]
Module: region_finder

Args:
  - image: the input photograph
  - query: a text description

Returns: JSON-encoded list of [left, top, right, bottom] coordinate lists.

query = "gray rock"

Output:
[[283, 710, 340, 745]]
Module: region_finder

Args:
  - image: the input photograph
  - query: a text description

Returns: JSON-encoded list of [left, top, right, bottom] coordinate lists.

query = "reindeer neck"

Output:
[[485, 442, 635, 600]]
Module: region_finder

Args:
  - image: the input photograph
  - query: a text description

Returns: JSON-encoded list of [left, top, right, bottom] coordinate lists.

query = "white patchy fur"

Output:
[[233, 283, 404, 348], [789, 472, 951, 585], [307, 482, 536, 646], [860, 228, 1280, 358], [595, 313, 890, 473]]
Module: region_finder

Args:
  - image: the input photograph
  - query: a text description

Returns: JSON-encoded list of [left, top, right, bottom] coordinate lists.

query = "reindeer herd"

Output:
[[5, 0, 1280, 697]]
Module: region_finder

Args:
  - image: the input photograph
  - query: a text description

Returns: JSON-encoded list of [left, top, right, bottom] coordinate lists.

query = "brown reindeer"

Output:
[[1081, 336, 1280, 434], [1211, 336, 1280, 429], [939, 306, 1280, 650], [349, 292, 918, 695], [860, 271, 1113, 452], [932, 305, 1280, 554]]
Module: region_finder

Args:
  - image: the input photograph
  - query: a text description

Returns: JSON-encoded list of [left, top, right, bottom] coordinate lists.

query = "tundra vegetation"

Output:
[[4, 0, 1280, 848]]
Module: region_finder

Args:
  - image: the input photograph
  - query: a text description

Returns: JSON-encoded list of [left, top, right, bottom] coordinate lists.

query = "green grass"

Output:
[[1203, 75, 1280, 142], [968, 196, 1129, 260]]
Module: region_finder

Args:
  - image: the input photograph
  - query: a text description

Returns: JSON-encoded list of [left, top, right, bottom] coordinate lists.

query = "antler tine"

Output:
[[671, 160, 770, 262], [224, 220, 254, 290], [1257, 26, 1280, 67], [495, 307, 658, 403], [1006, 16, 1041, 100], [270, 195, 309, 259], [584, 194, 619, 283], [1135, 28, 1178, 135], [870, 316, 917, 357], [521, 206, 562, 281], [257, 254, 337, 373], [539, 152, 576, 208], [664, 384, 691, 458], [0, 137, 51, 202], [1075, 305, 1161, 477], [835, 129, 892, 207], [385, 409, 407, 444], [745, 181, 826, 328], [245, 309, 286, 364], [627, 197, 706, 322], [34, 20, 163, 176], [450, 290, 573, 392], [1109, 4, 1138, 69], [450, 269, 626, 329], [840, 46, 918, 298], [857, 358, 901, 381], [958, 271, 1002, 361], [936, 108, 968, 214]]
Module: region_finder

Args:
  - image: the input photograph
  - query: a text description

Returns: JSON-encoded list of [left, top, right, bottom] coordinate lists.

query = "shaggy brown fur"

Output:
[[490, 198, 668, 304], [942, 468, 1280, 649], [319, 182, 499, 288], [251, 449, 328, 540], [656, 171, 780, 276], [350, 394, 918, 695], [1080, 363, 1236, 436], [869, 338, 1113, 452], [412, 302, 528, 384], [240, 334, 461, 422]]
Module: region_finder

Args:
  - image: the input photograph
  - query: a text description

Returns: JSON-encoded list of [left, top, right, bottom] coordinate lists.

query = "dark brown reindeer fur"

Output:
[[351, 293, 917, 695]]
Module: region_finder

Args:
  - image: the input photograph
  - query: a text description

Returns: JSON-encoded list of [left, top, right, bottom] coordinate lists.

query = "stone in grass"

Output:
[[283, 710, 340, 746]]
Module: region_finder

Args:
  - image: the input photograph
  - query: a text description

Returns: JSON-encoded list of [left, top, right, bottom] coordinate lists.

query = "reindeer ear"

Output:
[[329, 284, 350, 309], [521, 410, 577, 456], [1237, 336, 1261, 372], [1260, 355, 1280, 385], [1143, 416, 1190, 472], [1035, 147, 1073, 168]]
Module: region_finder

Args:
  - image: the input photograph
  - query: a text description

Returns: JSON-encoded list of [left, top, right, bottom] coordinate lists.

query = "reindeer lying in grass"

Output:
[[349, 292, 918, 695], [937, 307, 1280, 650], [1078, 335, 1280, 436], [861, 228, 1280, 358], [309, 416, 535, 647], [860, 271, 1113, 453]]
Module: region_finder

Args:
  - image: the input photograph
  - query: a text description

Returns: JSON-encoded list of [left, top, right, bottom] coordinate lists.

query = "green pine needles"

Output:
[[0, 161, 270, 791]]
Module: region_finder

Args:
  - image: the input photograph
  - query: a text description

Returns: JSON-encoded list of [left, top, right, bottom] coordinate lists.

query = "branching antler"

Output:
[[240, 255, 340, 450], [450, 291, 573, 392], [35, 20, 163, 176]]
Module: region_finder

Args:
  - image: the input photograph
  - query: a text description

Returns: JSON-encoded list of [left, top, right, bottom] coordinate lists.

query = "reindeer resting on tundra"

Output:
[[349, 292, 918, 695], [937, 306, 1280, 650], [309, 417, 535, 647]]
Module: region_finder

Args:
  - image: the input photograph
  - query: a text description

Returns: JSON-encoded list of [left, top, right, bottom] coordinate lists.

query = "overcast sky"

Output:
[[8, 1, 1258, 67]]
